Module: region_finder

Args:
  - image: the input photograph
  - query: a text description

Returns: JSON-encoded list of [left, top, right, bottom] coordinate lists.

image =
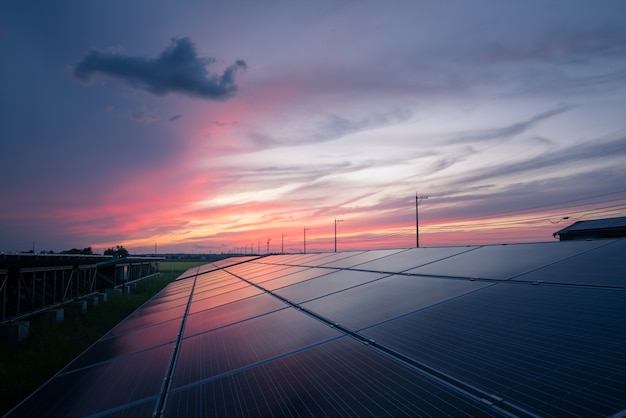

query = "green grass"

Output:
[[0, 259, 208, 416]]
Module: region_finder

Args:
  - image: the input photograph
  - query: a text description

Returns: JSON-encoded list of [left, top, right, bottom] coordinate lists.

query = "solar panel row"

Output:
[[7, 239, 626, 417]]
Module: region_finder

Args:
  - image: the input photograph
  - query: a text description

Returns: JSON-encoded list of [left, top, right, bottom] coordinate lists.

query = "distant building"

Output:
[[553, 216, 626, 241]]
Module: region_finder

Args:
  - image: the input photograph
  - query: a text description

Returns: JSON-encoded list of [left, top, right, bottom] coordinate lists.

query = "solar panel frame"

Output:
[[354, 246, 479, 273], [8, 239, 626, 417], [405, 240, 610, 280], [360, 281, 626, 417], [172, 307, 343, 388], [164, 337, 505, 417], [273, 269, 390, 303]]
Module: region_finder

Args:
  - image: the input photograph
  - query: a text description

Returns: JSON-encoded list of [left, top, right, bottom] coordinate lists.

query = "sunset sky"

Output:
[[2, 1, 626, 254]]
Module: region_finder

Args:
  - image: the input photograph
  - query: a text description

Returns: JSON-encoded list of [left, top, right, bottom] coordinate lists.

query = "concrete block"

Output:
[[70, 300, 88, 313], [105, 288, 122, 296], [97, 293, 108, 303], [89, 296, 99, 307], [1, 321, 30, 343], [42, 308, 64, 323]]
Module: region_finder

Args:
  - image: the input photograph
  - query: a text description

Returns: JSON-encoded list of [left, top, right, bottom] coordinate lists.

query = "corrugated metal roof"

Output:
[[555, 216, 626, 233], [553, 216, 626, 240]]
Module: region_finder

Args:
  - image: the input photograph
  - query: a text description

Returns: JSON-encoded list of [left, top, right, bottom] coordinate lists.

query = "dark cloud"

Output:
[[72, 37, 247, 100], [169, 114, 182, 122], [481, 26, 626, 64]]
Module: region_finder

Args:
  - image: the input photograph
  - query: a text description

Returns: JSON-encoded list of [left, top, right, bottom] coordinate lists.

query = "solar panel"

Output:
[[301, 274, 491, 330], [7, 239, 626, 417], [514, 239, 626, 286], [172, 308, 342, 388], [164, 337, 503, 417], [252, 267, 331, 290], [354, 246, 477, 272], [65, 318, 181, 371], [316, 248, 404, 268], [183, 293, 288, 338], [361, 282, 626, 417], [406, 240, 609, 280], [188, 286, 263, 315], [9, 344, 172, 417], [274, 269, 390, 303]]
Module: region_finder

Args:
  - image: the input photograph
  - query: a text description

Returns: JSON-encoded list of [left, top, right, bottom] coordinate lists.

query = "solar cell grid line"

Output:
[[192, 278, 249, 299], [300, 273, 493, 330], [188, 285, 264, 315], [224, 263, 305, 281], [4, 343, 174, 417], [63, 317, 183, 372], [183, 293, 289, 338], [360, 282, 626, 417], [254, 267, 335, 291], [221, 261, 281, 277], [171, 308, 344, 388], [274, 270, 392, 304], [260, 251, 359, 267], [153, 268, 201, 417], [163, 336, 510, 417], [226, 265, 312, 286], [254, 252, 338, 266], [219, 265, 527, 416], [405, 240, 610, 281], [316, 248, 407, 269], [353, 246, 479, 274], [513, 239, 626, 286]]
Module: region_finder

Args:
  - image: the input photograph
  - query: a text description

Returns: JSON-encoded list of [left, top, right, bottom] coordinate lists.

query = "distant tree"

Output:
[[61, 247, 94, 255], [104, 245, 129, 258]]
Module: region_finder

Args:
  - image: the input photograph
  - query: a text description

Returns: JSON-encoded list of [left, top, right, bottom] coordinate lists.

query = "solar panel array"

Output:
[[7, 239, 626, 417]]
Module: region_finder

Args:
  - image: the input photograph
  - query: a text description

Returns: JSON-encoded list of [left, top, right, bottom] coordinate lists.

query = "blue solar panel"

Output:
[[165, 337, 504, 417], [301, 274, 491, 330], [66, 318, 181, 371], [361, 282, 626, 417], [274, 269, 389, 303], [8, 344, 172, 417], [7, 239, 626, 417], [316, 249, 404, 268], [172, 308, 342, 388], [354, 246, 476, 273], [184, 293, 288, 338], [254, 267, 331, 290], [406, 240, 609, 280], [515, 239, 626, 286]]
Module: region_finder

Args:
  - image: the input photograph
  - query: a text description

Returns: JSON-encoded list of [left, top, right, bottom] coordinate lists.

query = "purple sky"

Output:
[[1, 1, 626, 254]]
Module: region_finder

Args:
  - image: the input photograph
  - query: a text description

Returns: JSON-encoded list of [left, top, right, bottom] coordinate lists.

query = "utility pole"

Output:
[[257, 241, 260, 255], [304, 227, 311, 254], [416, 193, 429, 248], [334, 218, 344, 252], [282, 234, 287, 254], [267, 238, 272, 254]]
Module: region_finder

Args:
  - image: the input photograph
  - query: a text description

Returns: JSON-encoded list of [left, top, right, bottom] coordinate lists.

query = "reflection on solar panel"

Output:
[[7, 240, 626, 417]]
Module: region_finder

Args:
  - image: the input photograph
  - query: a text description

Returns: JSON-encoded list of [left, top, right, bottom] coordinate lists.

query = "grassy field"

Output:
[[0, 259, 208, 416]]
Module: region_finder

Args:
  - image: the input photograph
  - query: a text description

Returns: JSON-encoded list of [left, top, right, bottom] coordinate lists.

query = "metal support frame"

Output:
[[0, 256, 162, 324]]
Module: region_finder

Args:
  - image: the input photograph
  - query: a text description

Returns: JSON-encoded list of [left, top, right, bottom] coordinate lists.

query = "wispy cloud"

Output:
[[480, 26, 626, 64], [447, 106, 573, 145], [450, 135, 626, 186], [72, 37, 247, 100], [129, 105, 159, 124]]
